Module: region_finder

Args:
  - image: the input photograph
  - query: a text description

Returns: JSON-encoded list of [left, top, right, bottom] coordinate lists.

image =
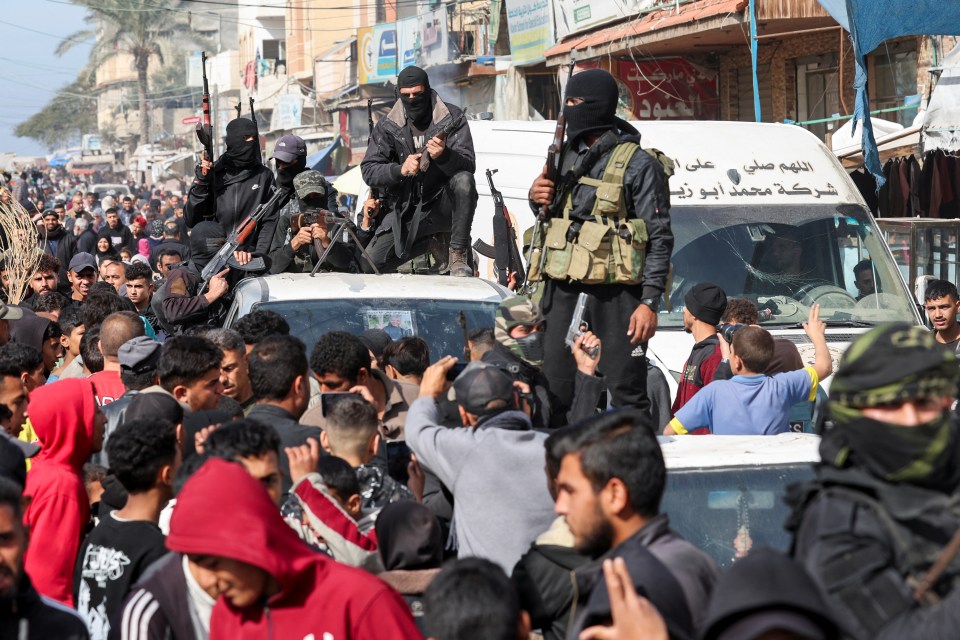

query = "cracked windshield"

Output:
[[659, 203, 916, 328]]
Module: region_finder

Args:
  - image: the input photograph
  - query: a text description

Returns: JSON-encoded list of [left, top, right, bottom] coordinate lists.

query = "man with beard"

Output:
[[39, 209, 77, 283], [185, 117, 276, 255], [153, 221, 259, 334], [0, 477, 90, 639], [787, 325, 960, 639], [528, 68, 674, 417], [552, 410, 701, 640], [361, 65, 477, 276]]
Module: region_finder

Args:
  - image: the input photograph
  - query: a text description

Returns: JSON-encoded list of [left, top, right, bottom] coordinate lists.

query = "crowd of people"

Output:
[[1, 63, 960, 640]]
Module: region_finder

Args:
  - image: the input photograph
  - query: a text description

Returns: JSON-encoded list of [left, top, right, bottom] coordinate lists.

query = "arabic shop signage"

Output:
[[666, 156, 843, 204], [506, 0, 554, 65], [555, 0, 660, 39], [616, 59, 718, 121], [359, 24, 398, 85]]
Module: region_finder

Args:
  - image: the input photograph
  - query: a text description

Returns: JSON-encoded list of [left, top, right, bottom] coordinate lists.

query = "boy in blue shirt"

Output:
[[664, 304, 832, 436]]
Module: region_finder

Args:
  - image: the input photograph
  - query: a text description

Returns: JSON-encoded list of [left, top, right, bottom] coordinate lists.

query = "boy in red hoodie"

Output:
[[166, 457, 422, 639], [23, 378, 105, 605]]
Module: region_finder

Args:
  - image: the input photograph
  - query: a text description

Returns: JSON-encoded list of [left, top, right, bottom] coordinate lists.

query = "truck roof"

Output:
[[660, 433, 821, 470], [232, 272, 511, 310]]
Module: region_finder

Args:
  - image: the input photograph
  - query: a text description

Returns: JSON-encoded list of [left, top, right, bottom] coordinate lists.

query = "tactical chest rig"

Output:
[[528, 134, 673, 286]]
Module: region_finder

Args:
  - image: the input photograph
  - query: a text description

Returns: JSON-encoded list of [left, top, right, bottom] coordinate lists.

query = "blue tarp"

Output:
[[48, 154, 70, 167], [307, 136, 342, 172], [817, 0, 960, 188]]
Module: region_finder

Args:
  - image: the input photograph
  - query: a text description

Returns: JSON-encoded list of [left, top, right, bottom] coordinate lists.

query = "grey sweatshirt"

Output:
[[405, 398, 557, 572]]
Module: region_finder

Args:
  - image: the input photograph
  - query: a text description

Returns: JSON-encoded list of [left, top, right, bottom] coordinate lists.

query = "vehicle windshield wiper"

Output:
[[773, 319, 876, 329]]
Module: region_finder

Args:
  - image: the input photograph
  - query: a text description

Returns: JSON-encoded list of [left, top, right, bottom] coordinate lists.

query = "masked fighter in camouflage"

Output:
[[787, 324, 960, 639], [480, 297, 605, 429]]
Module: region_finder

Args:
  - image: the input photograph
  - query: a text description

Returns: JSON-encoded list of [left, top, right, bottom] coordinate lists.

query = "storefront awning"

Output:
[[308, 136, 342, 172], [544, 0, 748, 66]]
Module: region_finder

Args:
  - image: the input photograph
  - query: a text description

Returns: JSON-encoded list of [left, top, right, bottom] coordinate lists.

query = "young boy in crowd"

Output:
[[321, 394, 414, 524], [73, 418, 179, 639], [49, 305, 85, 382], [665, 305, 832, 436]]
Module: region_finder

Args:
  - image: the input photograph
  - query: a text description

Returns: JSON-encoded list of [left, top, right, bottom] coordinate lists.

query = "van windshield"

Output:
[[660, 204, 916, 328]]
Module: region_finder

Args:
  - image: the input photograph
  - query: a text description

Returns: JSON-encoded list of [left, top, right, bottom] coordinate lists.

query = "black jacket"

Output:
[[360, 93, 475, 251], [98, 224, 133, 254], [246, 403, 321, 493], [531, 123, 674, 302], [787, 463, 960, 639], [39, 223, 78, 282], [0, 573, 89, 639], [512, 519, 591, 640], [184, 161, 277, 255], [568, 527, 694, 640], [77, 227, 98, 255], [109, 552, 195, 640]]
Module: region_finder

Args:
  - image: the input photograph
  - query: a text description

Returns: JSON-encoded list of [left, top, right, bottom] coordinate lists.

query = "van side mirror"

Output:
[[914, 275, 936, 305]]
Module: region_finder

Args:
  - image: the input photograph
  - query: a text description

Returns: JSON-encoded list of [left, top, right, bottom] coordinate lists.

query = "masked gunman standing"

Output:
[[361, 65, 477, 276], [787, 325, 960, 639], [527, 69, 674, 415], [186, 118, 277, 255]]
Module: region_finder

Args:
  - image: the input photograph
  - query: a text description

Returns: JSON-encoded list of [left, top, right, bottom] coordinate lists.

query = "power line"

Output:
[[0, 18, 95, 44]]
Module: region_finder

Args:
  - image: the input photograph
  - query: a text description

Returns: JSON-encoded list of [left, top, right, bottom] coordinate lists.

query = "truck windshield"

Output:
[[253, 299, 499, 360], [661, 463, 814, 568], [660, 204, 916, 328]]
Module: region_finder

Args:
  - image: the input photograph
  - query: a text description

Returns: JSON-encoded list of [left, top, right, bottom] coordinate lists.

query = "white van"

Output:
[[466, 120, 922, 397]]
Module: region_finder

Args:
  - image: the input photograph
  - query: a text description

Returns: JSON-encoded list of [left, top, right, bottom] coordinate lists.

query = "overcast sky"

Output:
[[0, 1, 93, 157]]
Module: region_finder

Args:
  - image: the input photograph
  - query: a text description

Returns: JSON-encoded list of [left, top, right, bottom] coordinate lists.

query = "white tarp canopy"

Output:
[[922, 43, 960, 154]]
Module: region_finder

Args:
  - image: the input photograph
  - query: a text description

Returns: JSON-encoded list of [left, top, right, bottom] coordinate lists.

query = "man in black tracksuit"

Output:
[[528, 69, 674, 416], [361, 65, 477, 276], [787, 324, 960, 639], [185, 118, 276, 255]]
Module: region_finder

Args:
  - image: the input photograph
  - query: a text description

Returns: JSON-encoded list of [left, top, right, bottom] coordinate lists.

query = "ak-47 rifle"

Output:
[[196, 52, 214, 174], [473, 169, 525, 289], [249, 97, 258, 137], [197, 186, 290, 294], [417, 110, 466, 173], [521, 58, 575, 296], [366, 99, 381, 201]]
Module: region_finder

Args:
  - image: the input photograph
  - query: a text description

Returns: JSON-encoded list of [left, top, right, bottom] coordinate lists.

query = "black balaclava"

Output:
[[277, 156, 306, 190], [223, 118, 261, 169], [397, 66, 432, 129], [563, 68, 620, 144], [189, 221, 227, 269]]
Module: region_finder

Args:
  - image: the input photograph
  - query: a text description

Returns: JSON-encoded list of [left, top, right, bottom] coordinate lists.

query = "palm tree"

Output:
[[56, 0, 208, 147]]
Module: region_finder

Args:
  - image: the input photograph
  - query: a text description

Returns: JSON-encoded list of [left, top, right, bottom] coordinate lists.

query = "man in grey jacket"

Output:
[[405, 358, 555, 572]]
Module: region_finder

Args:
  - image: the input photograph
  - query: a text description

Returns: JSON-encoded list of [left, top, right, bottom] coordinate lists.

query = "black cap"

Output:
[[685, 282, 727, 325], [452, 362, 515, 416], [701, 548, 840, 640], [359, 329, 393, 360]]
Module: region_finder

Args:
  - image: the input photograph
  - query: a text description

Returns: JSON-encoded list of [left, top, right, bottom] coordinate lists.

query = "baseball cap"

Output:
[[41, 209, 59, 219], [293, 171, 328, 200], [0, 302, 24, 321], [272, 134, 307, 163], [118, 336, 162, 375], [68, 252, 98, 273], [451, 361, 516, 416], [1, 430, 39, 458]]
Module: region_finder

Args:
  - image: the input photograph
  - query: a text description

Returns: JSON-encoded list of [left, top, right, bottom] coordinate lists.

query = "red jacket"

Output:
[[167, 458, 422, 640], [23, 379, 98, 606]]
